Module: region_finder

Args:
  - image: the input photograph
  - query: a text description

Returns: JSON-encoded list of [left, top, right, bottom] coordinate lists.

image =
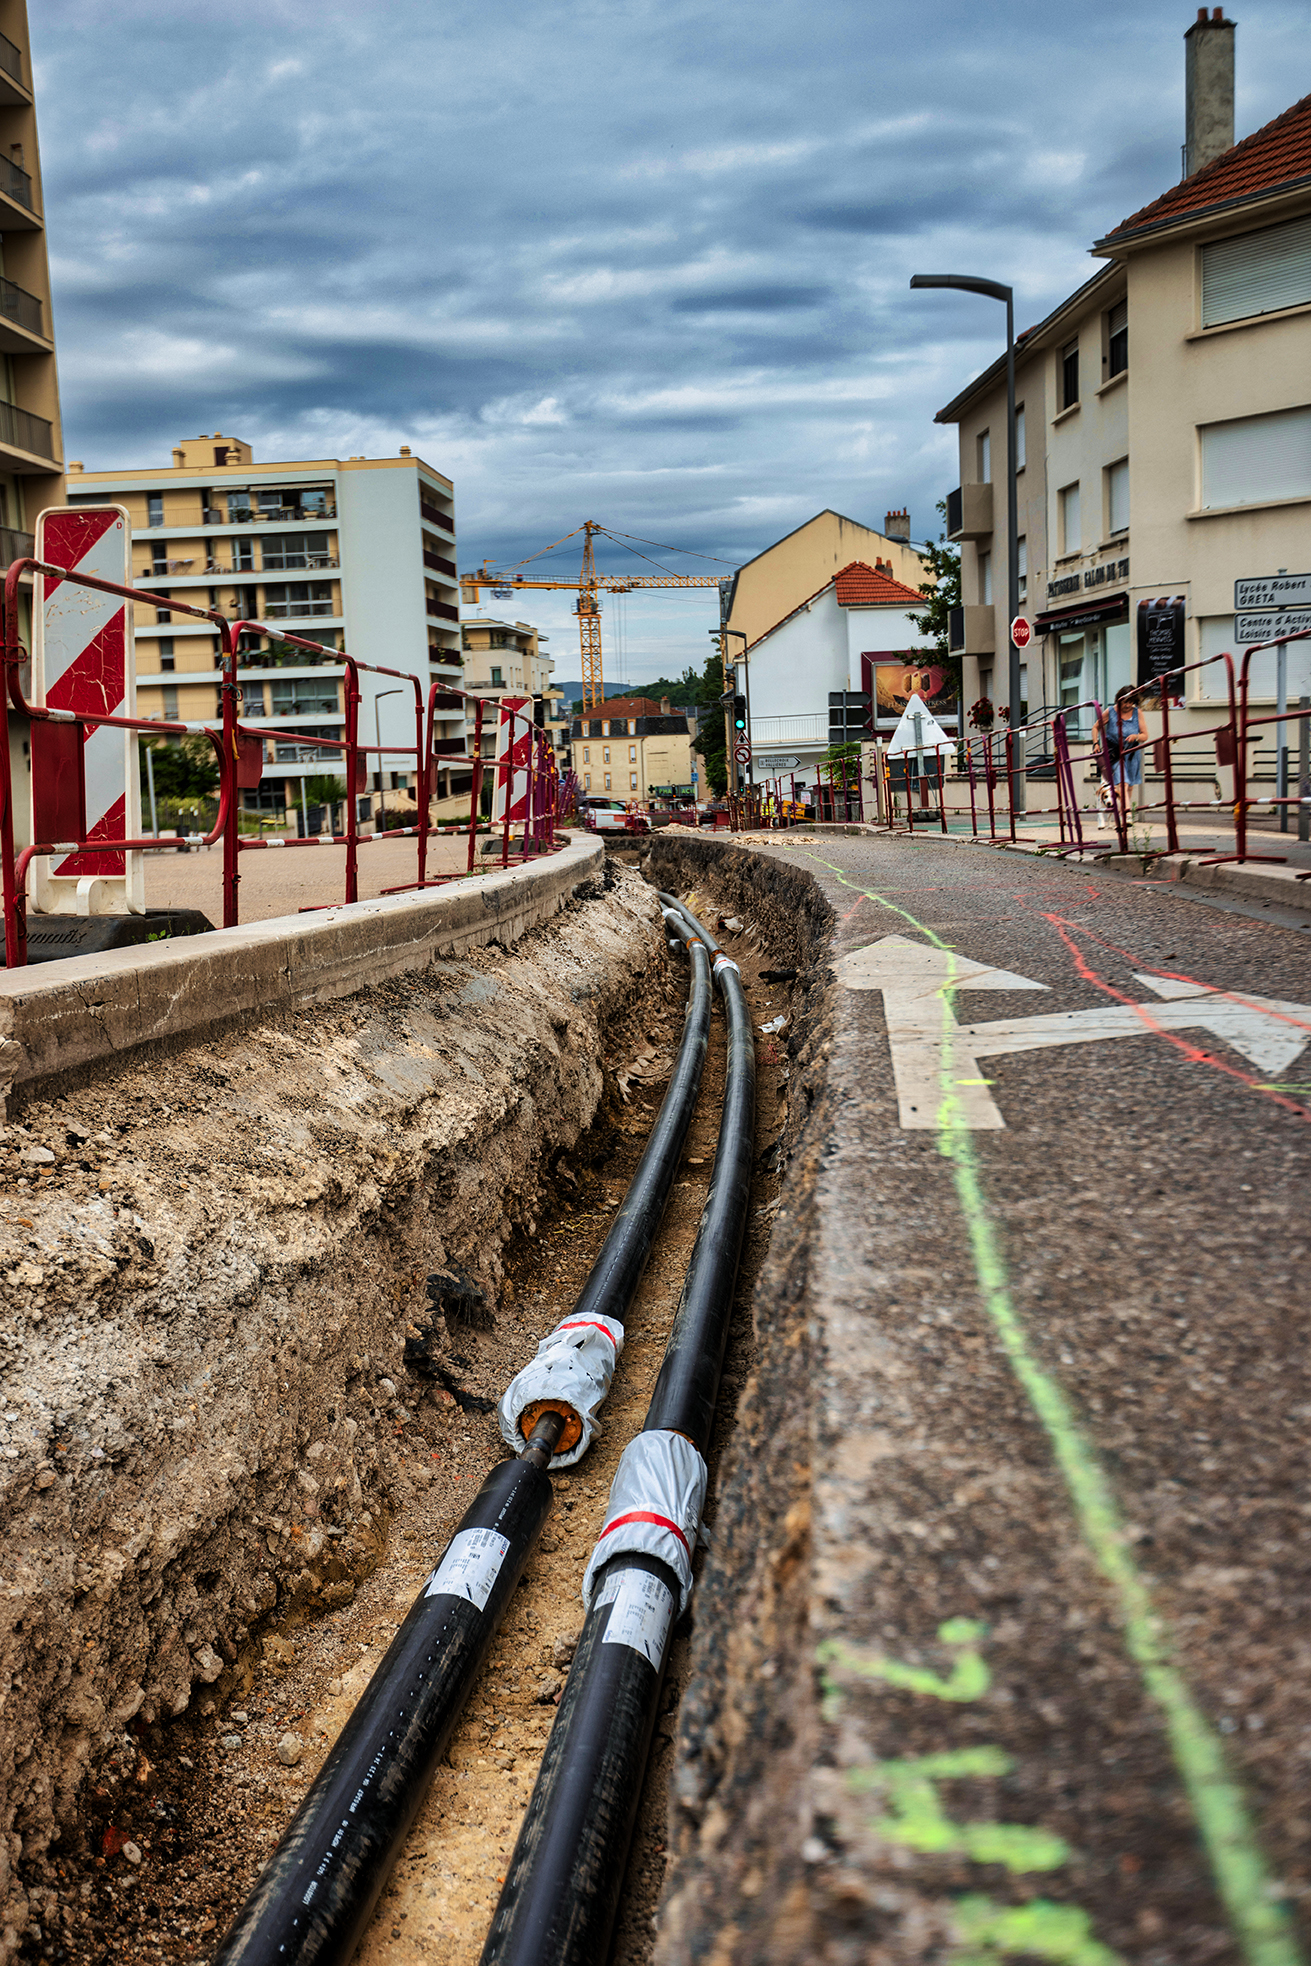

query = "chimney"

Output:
[[1185, 9, 1235, 177], [884, 507, 910, 543], [660, 696, 671, 716]]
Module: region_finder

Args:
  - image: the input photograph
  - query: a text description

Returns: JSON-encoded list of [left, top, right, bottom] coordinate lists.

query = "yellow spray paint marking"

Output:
[[850, 1747, 1071, 1872], [818, 1618, 989, 1716], [953, 1894, 1125, 1965], [794, 846, 1303, 1966]]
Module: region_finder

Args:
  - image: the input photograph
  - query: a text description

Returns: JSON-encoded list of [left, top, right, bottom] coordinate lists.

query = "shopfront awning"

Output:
[[1033, 592, 1129, 636]]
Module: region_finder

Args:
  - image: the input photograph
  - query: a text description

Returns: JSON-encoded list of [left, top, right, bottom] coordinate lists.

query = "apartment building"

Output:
[[66, 437, 466, 819], [570, 695, 696, 801], [460, 615, 569, 780], [0, 0, 65, 565], [935, 12, 1311, 767]]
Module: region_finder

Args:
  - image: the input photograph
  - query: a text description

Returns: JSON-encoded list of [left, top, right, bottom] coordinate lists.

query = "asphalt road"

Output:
[[754, 833, 1311, 1966]]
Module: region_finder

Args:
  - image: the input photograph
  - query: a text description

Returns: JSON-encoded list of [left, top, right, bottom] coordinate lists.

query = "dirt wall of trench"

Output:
[[0, 864, 675, 1962], [642, 834, 839, 1964]]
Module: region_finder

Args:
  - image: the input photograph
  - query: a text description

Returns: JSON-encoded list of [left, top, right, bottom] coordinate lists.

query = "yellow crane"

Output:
[[460, 521, 728, 710]]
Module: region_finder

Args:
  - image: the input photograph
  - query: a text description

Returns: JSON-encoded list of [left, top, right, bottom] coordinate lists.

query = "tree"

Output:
[[304, 774, 349, 806], [908, 499, 962, 693], [139, 735, 218, 800]]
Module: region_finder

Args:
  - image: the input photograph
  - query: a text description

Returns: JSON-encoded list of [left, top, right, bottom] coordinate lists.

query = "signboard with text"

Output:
[[1236, 610, 1311, 645], [1136, 595, 1186, 696], [1235, 572, 1311, 613]]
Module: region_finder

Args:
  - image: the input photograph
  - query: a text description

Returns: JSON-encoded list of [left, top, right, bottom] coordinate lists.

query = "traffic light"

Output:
[[732, 695, 747, 733]]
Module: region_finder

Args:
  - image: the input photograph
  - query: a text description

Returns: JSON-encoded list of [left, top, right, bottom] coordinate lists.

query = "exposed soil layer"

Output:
[[0, 862, 677, 1964]]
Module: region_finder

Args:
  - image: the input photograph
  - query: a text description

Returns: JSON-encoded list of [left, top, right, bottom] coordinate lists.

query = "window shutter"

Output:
[[1202, 214, 1311, 328], [1201, 405, 1311, 508]]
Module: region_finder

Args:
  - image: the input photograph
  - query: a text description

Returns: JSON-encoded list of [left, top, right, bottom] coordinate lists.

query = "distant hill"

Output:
[[552, 680, 637, 708]]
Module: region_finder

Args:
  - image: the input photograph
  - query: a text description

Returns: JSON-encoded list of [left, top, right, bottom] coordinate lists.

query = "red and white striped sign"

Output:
[[32, 505, 141, 914], [492, 696, 532, 824]]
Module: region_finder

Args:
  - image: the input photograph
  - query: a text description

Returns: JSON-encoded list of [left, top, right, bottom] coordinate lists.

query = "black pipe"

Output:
[[213, 1412, 563, 1966], [655, 888, 721, 953], [481, 906, 757, 1966], [566, 929, 711, 1334]]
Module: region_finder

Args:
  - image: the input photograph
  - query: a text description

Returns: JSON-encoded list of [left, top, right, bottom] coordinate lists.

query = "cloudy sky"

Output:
[[33, 0, 1306, 686]]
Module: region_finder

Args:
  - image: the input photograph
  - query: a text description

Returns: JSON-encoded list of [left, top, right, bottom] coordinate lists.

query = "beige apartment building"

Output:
[[936, 12, 1311, 786], [67, 438, 467, 821], [460, 615, 569, 785], [570, 695, 696, 801], [725, 508, 927, 651], [0, 0, 64, 562]]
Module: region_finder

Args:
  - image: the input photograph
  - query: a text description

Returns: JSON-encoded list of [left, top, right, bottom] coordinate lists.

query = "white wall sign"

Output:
[[1235, 573, 1311, 612]]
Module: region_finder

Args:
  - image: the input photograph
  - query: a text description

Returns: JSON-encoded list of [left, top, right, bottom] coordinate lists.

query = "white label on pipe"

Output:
[[424, 1528, 512, 1611], [597, 1568, 675, 1668]]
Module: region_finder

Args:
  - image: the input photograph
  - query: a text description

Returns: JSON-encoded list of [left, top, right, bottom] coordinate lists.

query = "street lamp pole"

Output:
[[909, 272, 1024, 812], [374, 687, 403, 830]]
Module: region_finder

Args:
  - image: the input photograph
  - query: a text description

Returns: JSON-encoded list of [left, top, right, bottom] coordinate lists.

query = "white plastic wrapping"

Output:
[[497, 1314, 624, 1468], [712, 953, 740, 976], [582, 1429, 708, 1615]]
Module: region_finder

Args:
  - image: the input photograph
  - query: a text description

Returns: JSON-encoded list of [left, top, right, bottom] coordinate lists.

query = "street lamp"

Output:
[[374, 687, 403, 827], [909, 272, 1024, 811]]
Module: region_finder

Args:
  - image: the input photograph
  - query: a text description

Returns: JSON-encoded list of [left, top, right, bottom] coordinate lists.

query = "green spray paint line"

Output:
[[795, 848, 1302, 1966]]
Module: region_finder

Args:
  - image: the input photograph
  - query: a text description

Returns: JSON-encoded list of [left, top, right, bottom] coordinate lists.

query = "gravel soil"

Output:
[[19, 876, 785, 1965]]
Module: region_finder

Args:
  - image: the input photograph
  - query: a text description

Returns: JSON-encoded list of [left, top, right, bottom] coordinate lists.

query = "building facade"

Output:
[[570, 695, 697, 801], [725, 509, 928, 651], [744, 561, 938, 789], [66, 438, 466, 820], [0, 0, 63, 563], [936, 14, 1311, 775], [460, 615, 568, 786]]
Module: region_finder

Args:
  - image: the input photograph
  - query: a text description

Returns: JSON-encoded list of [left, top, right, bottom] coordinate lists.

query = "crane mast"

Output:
[[575, 521, 603, 710]]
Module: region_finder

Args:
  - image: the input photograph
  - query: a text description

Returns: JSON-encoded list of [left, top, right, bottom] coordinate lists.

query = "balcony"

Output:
[[946, 483, 993, 542], [426, 598, 459, 622], [948, 605, 995, 654], [0, 524, 32, 566], [202, 504, 337, 525], [0, 279, 44, 353], [423, 549, 457, 577], [263, 600, 337, 619], [1, 156, 33, 214], [420, 500, 454, 536]]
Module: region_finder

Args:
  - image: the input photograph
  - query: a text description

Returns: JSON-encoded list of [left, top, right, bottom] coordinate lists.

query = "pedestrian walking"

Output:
[[1096, 686, 1148, 825]]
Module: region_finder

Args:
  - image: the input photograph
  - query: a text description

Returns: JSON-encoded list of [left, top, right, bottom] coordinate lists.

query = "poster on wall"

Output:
[[1136, 596, 1186, 698], [861, 652, 957, 727]]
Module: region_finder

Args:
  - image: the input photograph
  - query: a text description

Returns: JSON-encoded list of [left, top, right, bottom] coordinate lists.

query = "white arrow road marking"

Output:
[[834, 935, 1311, 1129]]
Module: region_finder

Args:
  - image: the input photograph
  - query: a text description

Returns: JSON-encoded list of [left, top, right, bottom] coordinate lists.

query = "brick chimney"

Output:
[[660, 696, 671, 715], [1185, 9, 1235, 177], [884, 507, 911, 543]]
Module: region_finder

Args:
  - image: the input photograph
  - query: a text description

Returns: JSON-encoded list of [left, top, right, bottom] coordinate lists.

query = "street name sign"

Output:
[[1235, 572, 1311, 613], [1236, 609, 1311, 645], [833, 934, 1311, 1130]]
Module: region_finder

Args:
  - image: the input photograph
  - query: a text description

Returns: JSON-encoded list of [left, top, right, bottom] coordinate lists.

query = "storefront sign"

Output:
[[1235, 572, 1311, 612], [1137, 595, 1186, 691]]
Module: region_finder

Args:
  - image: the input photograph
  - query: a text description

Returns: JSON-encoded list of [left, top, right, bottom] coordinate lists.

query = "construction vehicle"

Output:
[[460, 521, 728, 711]]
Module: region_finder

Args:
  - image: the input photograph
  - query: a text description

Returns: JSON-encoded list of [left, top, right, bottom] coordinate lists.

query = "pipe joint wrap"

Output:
[[498, 1315, 625, 1468], [712, 953, 740, 976], [582, 1430, 707, 1615]]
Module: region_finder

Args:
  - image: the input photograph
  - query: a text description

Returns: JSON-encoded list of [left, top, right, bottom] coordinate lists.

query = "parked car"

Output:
[[579, 795, 650, 835]]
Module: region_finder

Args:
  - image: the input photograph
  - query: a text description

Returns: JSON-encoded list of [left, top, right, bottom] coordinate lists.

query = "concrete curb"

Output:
[[0, 833, 604, 1112]]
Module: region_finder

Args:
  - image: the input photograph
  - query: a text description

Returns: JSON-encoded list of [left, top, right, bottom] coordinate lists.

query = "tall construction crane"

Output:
[[460, 520, 728, 709]]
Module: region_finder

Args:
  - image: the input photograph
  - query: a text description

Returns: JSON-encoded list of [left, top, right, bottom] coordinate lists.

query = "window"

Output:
[[155, 590, 171, 624], [234, 537, 254, 570], [630, 772, 638, 790], [1202, 213, 1311, 328], [1015, 405, 1026, 471], [1058, 633, 1085, 735], [1059, 482, 1081, 554], [147, 494, 164, 528], [584, 772, 591, 789], [627, 719, 636, 735], [1201, 405, 1311, 509], [270, 678, 339, 717], [977, 550, 992, 605], [601, 720, 610, 736], [1108, 457, 1130, 534], [628, 745, 636, 762], [1107, 300, 1127, 377], [227, 490, 253, 523], [261, 581, 335, 619], [603, 746, 611, 764], [262, 533, 330, 571], [150, 546, 168, 575], [1017, 536, 1027, 604], [604, 773, 612, 790], [1061, 340, 1079, 411], [162, 685, 178, 720], [583, 745, 590, 763], [158, 636, 175, 672], [977, 429, 991, 483], [490, 666, 504, 685]]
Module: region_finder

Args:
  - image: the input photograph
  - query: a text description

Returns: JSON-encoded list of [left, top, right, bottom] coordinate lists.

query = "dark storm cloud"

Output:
[[31, 0, 1308, 680]]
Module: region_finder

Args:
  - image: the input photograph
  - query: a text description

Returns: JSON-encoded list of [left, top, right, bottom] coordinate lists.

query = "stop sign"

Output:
[[1011, 615, 1033, 649]]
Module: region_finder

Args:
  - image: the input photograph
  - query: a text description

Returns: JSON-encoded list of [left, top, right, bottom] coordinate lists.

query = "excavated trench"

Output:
[[0, 840, 832, 1966]]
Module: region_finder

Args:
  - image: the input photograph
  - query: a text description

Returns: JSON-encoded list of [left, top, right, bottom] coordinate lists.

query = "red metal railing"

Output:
[[0, 558, 565, 968]]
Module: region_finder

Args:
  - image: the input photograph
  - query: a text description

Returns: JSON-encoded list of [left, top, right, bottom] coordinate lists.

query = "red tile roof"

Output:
[[833, 560, 924, 608], [577, 695, 679, 719], [1103, 90, 1311, 242]]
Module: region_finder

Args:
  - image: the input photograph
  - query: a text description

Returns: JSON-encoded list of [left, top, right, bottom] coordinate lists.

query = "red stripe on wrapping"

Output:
[[40, 510, 120, 593], [557, 1321, 617, 1347], [46, 611, 126, 716], [54, 793, 126, 879], [597, 1510, 689, 1552]]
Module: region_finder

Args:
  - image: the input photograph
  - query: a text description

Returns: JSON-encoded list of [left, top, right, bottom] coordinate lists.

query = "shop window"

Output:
[[1059, 633, 1085, 736]]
